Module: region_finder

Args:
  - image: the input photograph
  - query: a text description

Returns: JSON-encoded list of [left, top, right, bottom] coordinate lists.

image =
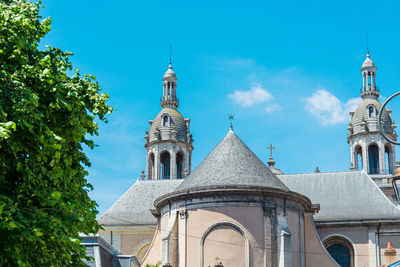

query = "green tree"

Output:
[[0, 0, 113, 266]]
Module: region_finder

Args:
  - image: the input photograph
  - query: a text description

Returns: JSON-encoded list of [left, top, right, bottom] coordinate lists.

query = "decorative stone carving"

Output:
[[178, 210, 187, 219]]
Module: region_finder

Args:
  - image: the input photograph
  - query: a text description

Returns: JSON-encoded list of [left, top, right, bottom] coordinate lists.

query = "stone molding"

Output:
[[199, 221, 250, 267]]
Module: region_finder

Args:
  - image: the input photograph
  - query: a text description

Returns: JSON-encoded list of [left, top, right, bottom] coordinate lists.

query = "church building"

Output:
[[94, 51, 400, 267]]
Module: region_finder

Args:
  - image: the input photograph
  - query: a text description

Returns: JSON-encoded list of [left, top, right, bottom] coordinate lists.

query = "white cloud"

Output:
[[265, 103, 282, 113], [229, 83, 272, 107], [305, 89, 361, 125]]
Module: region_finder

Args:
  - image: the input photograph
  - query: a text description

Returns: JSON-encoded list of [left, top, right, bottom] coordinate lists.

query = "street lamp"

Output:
[[391, 165, 400, 203]]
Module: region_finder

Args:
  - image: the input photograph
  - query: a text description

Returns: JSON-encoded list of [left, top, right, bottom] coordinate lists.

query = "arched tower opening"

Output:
[[163, 115, 168, 127], [385, 145, 394, 174], [148, 153, 155, 179], [354, 146, 363, 171], [176, 152, 184, 179], [368, 144, 379, 174], [160, 151, 171, 179]]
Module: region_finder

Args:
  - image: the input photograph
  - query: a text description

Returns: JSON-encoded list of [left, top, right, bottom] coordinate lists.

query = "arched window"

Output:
[[354, 146, 362, 170], [148, 153, 155, 179], [368, 106, 375, 117], [163, 116, 168, 127], [368, 144, 379, 174], [323, 236, 354, 267], [385, 145, 393, 174], [160, 151, 170, 179], [176, 152, 184, 179]]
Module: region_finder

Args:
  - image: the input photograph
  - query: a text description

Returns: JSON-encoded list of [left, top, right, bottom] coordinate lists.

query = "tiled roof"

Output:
[[175, 129, 289, 191], [279, 171, 400, 221], [97, 180, 183, 226]]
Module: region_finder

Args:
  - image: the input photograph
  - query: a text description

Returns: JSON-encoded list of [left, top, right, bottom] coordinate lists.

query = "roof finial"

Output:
[[169, 41, 172, 67], [228, 114, 234, 130], [366, 33, 370, 57], [267, 144, 276, 167]]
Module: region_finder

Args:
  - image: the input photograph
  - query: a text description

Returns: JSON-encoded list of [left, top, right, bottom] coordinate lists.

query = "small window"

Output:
[[163, 116, 168, 126], [368, 106, 375, 117]]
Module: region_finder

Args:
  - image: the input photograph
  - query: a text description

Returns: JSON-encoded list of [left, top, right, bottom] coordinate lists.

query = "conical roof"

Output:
[[175, 129, 289, 191], [361, 51, 376, 69]]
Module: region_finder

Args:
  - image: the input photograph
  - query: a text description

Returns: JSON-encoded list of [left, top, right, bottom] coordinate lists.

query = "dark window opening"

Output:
[[368, 106, 374, 117], [160, 151, 170, 179], [327, 244, 351, 267], [368, 144, 379, 174], [176, 152, 184, 179]]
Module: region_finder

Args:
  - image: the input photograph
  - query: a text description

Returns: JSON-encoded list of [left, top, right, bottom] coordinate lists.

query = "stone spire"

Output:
[[144, 60, 193, 180], [161, 62, 179, 109], [360, 50, 379, 99], [348, 50, 396, 175]]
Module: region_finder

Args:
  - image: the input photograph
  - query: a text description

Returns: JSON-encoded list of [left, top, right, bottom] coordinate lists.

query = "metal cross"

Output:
[[267, 144, 275, 159], [228, 114, 234, 129]]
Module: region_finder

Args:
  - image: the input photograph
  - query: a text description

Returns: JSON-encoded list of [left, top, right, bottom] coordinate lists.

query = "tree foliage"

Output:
[[0, 1, 113, 265]]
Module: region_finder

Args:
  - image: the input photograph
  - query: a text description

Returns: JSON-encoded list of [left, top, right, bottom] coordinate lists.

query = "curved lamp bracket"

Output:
[[378, 91, 400, 145]]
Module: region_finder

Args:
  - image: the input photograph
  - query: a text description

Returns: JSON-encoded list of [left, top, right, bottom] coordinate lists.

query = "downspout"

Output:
[[111, 230, 113, 246], [377, 223, 381, 266]]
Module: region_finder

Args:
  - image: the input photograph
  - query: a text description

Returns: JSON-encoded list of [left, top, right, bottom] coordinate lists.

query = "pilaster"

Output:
[[155, 149, 160, 180], [368, 226, 378, 267], [170, 150, 176, 179], [263, 205, 274, 267], [276, 213, 291, 267], [362, 140, 368, 173], [178, 209, 187, 267], [378, 142, 386, 174]]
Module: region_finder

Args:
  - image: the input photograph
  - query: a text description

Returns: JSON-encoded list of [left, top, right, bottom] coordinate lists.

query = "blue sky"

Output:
[[40, 0, 400, 215]]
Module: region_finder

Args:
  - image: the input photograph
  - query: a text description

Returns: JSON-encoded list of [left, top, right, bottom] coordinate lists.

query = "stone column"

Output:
[[170, 150, 176, 179], [145, 151, 150, 180], [362, 141, 368, 173], [185, 150, 190, 176], [378, 142, 386, 174], [350, 144, 355, 170], [390, 144, 396, 174], [155, 149, 160, 180], [362, 73, 365, 89]]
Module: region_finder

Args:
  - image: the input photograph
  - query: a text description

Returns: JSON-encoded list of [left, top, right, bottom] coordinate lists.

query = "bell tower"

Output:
[[348, 51, 397, 175], [143, 61, 193, 180]]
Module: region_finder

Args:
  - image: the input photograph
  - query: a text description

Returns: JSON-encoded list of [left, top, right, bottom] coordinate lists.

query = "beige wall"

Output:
[[304, 215, 339, 267], [144, 202, 338, 267], [186, 206, 262, 267], [287, 209, 302, 266], [203, 224, 246, 266], [142, 218, 164, 266], [317, 226, 369, 266], [98, 225, 156, 258]]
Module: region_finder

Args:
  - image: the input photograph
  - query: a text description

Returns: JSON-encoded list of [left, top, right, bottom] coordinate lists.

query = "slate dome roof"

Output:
[[149, 108, 188, 142], [175, 129, 289, 191], [350, 98, 393, 135]]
